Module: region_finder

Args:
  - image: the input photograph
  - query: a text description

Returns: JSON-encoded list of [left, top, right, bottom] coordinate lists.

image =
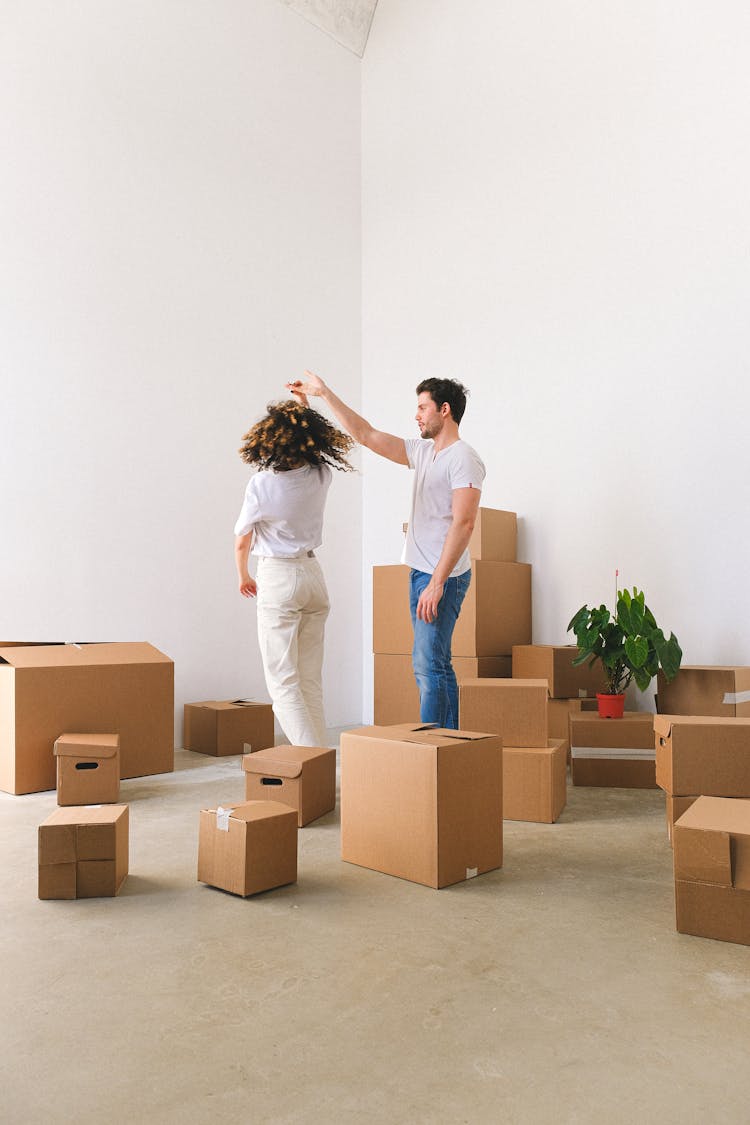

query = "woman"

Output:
[[234, 396, 354, 747]]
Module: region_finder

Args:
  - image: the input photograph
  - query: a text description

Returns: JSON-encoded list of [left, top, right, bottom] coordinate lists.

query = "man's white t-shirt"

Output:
[[402, 437, 486, 577], [234, 464, 332, 556]]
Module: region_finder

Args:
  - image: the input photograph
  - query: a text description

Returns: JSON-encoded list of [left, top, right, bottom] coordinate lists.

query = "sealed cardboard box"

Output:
[[242, 745, 336, 826], [511, 645, 606, 700], [403, 508, 517, 561], [0, 642, 174, 795], [547, 698, 598, 742], [38, 804, 129, 900], [197, 801, 297, 897], [374, 653, 512, 726], [657, 666, 750, 718], [673, 796, 750, 945], [654, 715, 750, 798], [341, 723, 503, 889], [459, 679, 548, 748], [54, 733, 120, 806], [373, 562, 531, 657], [569, 712, 657, 788], [183, 700, 274, 757], [503, 739, 567, 823]]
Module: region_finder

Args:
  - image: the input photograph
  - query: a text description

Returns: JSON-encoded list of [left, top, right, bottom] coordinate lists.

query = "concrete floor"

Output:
[[2, 736, 750, 1125]]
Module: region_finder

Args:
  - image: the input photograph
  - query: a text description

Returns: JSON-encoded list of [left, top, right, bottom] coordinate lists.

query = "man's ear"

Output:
[[440, 401, 451, 418]]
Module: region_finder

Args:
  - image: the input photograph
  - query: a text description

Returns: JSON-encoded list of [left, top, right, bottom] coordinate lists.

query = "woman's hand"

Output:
[[239, 575, 257, 598]]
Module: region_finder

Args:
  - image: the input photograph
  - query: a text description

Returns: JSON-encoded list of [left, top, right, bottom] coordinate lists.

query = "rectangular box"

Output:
[[548, 698, 598, 742], [569, 712, 657, 788], [0, 642, 174, 795], [373, 562, 532, 657], [654, 715, 750, 797], [54, 733, 120, 806], [657, 666, 750, 718], [403, 507, 517, 562], [183, 700, 274, 757], [503, 739, 567, 823], [374, 653, 512, 726], [511, 645, 606, 700], [341, 724, 503, 889], [459, 679, 548, 748], [38, 805, 129, 899], [197, 801, 297, 897], [242, 745, 336, 826], [673, 796, 750, 945]]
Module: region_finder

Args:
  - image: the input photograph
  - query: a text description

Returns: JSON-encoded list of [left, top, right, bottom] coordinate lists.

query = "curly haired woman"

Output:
[[234, 395, 354, 747]]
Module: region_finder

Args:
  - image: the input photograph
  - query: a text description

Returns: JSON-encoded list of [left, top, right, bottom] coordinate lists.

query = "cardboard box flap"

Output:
[[54, 734, 120, 759], [208, 801, 296, 825], [0, 642, 170, 669], [673, 826, 732, 886], [242, 755, 304, 780], [401, 727, 497, 746], [653, 715, 674, 740]]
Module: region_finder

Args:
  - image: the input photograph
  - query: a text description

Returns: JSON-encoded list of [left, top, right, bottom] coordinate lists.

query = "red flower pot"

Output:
[[597, 692, 626, 719]]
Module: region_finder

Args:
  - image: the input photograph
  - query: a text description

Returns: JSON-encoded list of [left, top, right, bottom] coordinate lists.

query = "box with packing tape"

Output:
[[242, 744, 336, 826], [38, 804, 129, 900], [569, 712, 657, 788], [657, 666, 750, 718], [197, 801, 297, 897], [673, 796, 750, 946], [54, 733, 120, 806], [183, 700, 274, 757]]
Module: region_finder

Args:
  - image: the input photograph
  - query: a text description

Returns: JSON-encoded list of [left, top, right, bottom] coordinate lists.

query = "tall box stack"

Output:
[[569, 713, 657, 788], [512, 645, 605, 743], [673, 796, 750, 946], [373, 509, 529, 725]]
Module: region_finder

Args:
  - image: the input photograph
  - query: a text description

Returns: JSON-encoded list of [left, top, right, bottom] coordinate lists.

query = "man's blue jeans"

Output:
[[409, 568, 471, 729]]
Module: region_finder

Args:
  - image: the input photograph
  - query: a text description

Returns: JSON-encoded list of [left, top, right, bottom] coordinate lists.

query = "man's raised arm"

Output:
[[288, 371, 408, 466]]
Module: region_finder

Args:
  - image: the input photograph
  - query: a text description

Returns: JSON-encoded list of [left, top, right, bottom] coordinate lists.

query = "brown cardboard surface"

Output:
[[38, 804, 129, 899], [657, 666, 750, 718], [569, 712, 657, 788], [54, 733, 120, 806], [511, 645, 607, 699], [0, 642, 173, 795], [197, 801, 297, 896], [183, 700, 274, 757], [654, 715, 750, 798], [340, 724, 502, 889], [242, 745, 336, 826], [666, 794, 699, 845], [374, 654, 512, 726], [373, 562, 531, 657], [403, 507, 518, 562], [547, 698, 598, 743], [459, 679, 548, 748], [673, 795, 750, 944], [503, 739, 567, 823], [675, 880, 750, 945]]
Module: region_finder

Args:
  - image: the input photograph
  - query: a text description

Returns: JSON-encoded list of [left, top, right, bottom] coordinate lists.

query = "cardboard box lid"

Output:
[[504, 738, 567, 758], [675, 795, 750, 836], [190, 699, 268, 712], [655, 714, 750, 737], [674, 796, 750, 890], [41, 804, 128, 827], [347, 723, 499, 749], [0, 642, 171, 669], [54, 733, 120, 759], [205, 801, 296, 825], [460, 677, 549, 694], [242, 745, 333, 778]]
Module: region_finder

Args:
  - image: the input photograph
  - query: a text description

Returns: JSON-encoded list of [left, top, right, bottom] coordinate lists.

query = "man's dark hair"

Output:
[[415, 378, 469, 425]]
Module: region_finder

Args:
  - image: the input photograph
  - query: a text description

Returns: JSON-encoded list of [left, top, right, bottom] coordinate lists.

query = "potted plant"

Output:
[[567, 586, 682, 718]]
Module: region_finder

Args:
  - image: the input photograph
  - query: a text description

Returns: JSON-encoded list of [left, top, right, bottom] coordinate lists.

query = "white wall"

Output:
[[0, 0, 363, 736], [361, 0, 750, 715]]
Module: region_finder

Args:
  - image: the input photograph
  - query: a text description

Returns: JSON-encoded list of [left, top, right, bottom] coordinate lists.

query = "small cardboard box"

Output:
[[38, 804, 129, 900], [569, 712, 657, 788], [459, 679, 548, 748], [374, 653, 512, 726], [654, 715, 750, 798], [197, 801, 297, 897], [657, 666, 750, 718], [242, 745, 336, 826], [183, 700, 274, 756], [0, 641, 174, 795], [54, 733, 120, 806], [666, 794, 698, 845], [673, 796, 750, 945], [340, 723, 503, 889], [547, 698, 598, 742], [373, 562, 531, 657], [503, 739, 567, 823], [511, 645, 607, 700], [403, 507, 517, 562]]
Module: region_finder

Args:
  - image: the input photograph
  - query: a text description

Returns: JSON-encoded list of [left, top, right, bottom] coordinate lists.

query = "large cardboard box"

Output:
[[340, 724, 503, 889], [503, 739, 567, 823], [197, 801, 298, 896], [511, 645, 606, 700], [548, 698, 598, 742], [54, 733, 120, 806], [673, 796, 750, 945], [372, 562, 532, 657], [38, 804, 129, 900], [403, 507, 518, 562], [657, 666, 750, 718], [183, 700, 274, 757], [374, 653, 512, 726], [459, 679, 548, 748], [654, 715, 750, 798], [569, 712, 657, 788], [242, 745, 336, 826], [0, 642, 174, 795]]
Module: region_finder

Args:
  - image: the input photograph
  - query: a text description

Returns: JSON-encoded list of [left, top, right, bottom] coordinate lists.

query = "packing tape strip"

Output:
[[571, 746, 656, 760], [216, 806, 232, 831], [723, 691, 750, 705]]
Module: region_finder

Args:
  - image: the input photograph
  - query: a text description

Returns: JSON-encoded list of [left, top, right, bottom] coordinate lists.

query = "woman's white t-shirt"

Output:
[[234, 464, 332, 557], [402, 438, 485, 577]]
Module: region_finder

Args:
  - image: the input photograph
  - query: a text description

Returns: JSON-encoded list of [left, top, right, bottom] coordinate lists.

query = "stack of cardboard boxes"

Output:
[[511, 645, 602, 743], [373, 508, 529, 724]]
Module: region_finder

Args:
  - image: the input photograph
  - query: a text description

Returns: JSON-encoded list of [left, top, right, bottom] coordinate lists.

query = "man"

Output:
[[287, 371, 485, 729]]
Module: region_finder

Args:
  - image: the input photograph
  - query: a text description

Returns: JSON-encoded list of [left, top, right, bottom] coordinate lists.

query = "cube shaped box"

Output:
[[503, 739, 568, 824], [54, 733, 120, 806], [242, 745, 336, 826], [459, 679, 548, 748], [654, 715, 750, 797], [340, 724, 503, 889], [38, 804, 129, 900], [569, 712, 657, 788], [673, 796, 750, 945], [197, 801, 297, 897], [183, 700, 274, 757], [0, 641, 174, 795], [657, 666, 750, 718], [511, 645, 607, 700], [403, 507, 517, 562], [374, 653, 512, 726]]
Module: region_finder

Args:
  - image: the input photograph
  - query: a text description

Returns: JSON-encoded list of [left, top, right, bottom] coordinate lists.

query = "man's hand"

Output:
[[416, 578, 444, 623], [287, 370, 326, 402], [239, 576, 257, 598]]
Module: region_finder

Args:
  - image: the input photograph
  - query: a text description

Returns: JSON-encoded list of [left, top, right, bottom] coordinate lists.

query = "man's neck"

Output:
[[432, 421, 461, 453]]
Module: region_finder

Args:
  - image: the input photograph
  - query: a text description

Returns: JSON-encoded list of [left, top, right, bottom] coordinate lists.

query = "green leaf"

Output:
[[633, 665, 653, 692], [658, 633, 683, 681], [624, 635, 649, 668]]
